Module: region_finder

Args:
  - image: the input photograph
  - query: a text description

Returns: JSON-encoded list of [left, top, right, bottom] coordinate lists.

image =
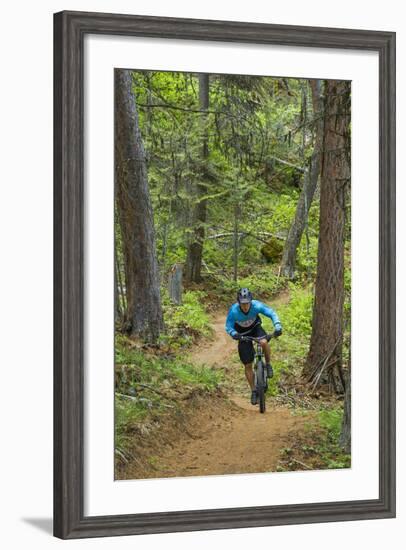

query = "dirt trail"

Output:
[[188, 311, 235, 368], [138, 399, 311, 478], [124, 290, 316, 479]]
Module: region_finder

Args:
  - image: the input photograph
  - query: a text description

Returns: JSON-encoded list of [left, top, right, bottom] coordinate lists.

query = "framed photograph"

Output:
[[54, 10, 396, 539]]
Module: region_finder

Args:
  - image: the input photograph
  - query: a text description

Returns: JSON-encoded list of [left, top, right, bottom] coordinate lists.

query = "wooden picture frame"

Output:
[[54, 10, 396, 539]]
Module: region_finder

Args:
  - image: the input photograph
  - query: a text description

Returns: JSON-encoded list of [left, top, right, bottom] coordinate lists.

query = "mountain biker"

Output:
[[225, 288, 282, 405]]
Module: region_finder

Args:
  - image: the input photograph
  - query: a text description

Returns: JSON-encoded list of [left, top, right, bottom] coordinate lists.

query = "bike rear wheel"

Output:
[[256, 361, 266, 413]]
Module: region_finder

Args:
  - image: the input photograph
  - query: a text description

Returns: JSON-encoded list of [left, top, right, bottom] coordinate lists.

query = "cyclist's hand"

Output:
[[232, 333, 242, 341], [274, 326, 282, 337]]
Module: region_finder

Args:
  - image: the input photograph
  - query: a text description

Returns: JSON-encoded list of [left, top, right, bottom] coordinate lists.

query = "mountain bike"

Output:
[[240, 332, 276, 414]]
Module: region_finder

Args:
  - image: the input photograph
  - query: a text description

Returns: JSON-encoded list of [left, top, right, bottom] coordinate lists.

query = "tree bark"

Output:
[[185, 74, 209, 283], [303, 79, 351, 390], [339, 350, 351, 452], [115, 69, 164, 342], [280, 80, 323, 279], [232, 202, 240, 282], [168, 263, 183, 305], [114, 243, 122, 322]]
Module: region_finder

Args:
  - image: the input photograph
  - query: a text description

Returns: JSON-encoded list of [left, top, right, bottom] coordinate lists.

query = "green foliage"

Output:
[[277, 406, 350, 472], [115, 333, 223, 460], [121, 70, 349, 300], [261, 283, 313, 378], [278, 283, 313, 337], [317, 407, 351, 469], [318, 408, 343, 441], [115, 397, 149, 463], [296, 235, 319, 276], [170, 291, 211, 335], [264, 360, 283, 396], [161, 290, 213, 349], [216, 268, 286, 302], [127, 70, 323, 283], [262, 192, 300, 233], [115, 334, 221, 391]]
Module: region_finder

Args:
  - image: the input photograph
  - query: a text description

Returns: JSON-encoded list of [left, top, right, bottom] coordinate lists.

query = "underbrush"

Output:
[[277, 406, 350, 472], [220, 268, 287, 300], [278, 283, 313, 337], [115, 333, 223, 464], [199, 266, 288, 307], [259, 283, 313, 388], [160, 289, 213, 349]]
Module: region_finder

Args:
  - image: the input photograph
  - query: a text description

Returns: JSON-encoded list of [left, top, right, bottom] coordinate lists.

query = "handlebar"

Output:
[[240, 332, 277, 342]]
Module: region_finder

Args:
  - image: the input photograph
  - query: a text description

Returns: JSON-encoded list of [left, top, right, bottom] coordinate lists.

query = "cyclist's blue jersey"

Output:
[[225, 300, 281, 338]]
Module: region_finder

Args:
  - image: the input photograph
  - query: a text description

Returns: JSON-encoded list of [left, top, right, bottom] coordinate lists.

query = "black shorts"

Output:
[[236, 323, 267, 365]]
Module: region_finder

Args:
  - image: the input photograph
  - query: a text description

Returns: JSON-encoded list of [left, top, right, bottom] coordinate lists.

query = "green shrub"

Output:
[[215, 268, 286, 302], [169, 291, 212, 335], [317, 407, 350, 469], [296, 234, 319, 276], [115, 334, 222, 394], [276, 406, 350, 472], [318, 407, 343, 442], [278, 283, 313, 337], [161, 290, 212, 348]]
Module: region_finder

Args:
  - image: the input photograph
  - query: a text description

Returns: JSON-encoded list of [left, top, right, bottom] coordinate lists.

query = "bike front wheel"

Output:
[[256, 361, 266, 413]]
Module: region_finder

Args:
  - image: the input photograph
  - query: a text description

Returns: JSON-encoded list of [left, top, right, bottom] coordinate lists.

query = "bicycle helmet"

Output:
[[237, 287, 253, 304]]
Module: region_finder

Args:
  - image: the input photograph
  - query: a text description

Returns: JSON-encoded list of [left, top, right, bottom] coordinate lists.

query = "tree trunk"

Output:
[[233, 202, 240, 282], [303, 80, 351, 390], [168, 263, 183, 305], [339, 351, 351, 453], [114, 243, 122, 322], [185, 74, 209, 283], [114, 69, 164, 342], [280, 80, 323, 279]]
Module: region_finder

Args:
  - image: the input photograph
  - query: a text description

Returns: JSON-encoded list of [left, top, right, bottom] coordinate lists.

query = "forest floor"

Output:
[[116, 290, 347, 480]]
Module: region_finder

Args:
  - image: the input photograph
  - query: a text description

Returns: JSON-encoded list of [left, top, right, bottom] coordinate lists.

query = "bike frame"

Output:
[[240, 332, 274, 413], [253, 340, 264, 365]]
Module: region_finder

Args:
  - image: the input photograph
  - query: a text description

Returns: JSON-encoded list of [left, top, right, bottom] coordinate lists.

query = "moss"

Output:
[[260, 237, 284, 263]]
